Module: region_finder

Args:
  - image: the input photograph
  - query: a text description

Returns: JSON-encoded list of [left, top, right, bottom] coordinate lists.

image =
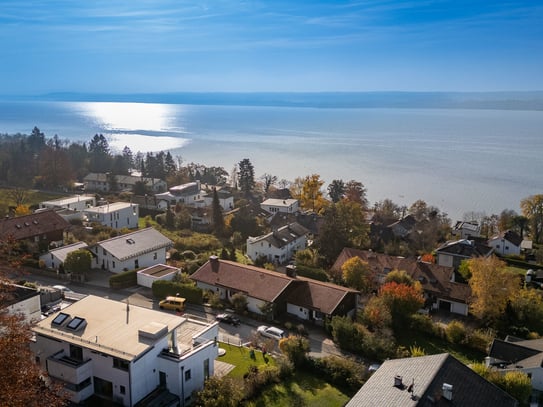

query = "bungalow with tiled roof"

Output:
[[332, 248, 471, 315], [246, 222, 310, 264], [435, 239, 493, 270], [190, 257, 359, 323], [488, 230, 523, 256], [83, 172, 166, 193], [346, 353, 517, 407], [39, 241, 88, 272], [0, 210, 70, 249]]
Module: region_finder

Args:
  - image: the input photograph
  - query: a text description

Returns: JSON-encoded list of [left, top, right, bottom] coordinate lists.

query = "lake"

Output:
[[0, 100, 542, 221]]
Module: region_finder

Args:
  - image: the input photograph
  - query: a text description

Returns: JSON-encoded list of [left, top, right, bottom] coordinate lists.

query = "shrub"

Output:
[[294, 264, 329, 282], [409, 313, 439, 336], [307, 355, 365, 393], [230, 293, 248, 313], [279, 336, 310, 367], [465, 328, 495, 353], [151, 280, 203, 304], [109, 270, 137, 288], [445, 320, 467, 344]]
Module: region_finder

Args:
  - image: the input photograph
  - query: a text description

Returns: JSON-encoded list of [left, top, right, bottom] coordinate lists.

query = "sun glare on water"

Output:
[[71, 101, 189, 153]]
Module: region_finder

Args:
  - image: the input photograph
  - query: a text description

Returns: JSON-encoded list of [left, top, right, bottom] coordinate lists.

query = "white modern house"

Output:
[[31, 295, 219, 406], [83, 173, 167, 193], [39, 241, 88, 272], [40, 195, 96, 212], [260, 198, 299, 215], [1, 284, 41, 323], [155, 181, 203, 210], [84, 202, 139, 230], [202, 189, 234, 212], [451, 220, 481, 239], [246, 222, 309, 264], [137, 264, 180, 288], [92, 227, 172, 273]]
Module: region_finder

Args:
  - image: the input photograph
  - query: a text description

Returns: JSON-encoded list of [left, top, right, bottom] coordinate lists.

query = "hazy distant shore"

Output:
[[2, 91, 543, 111]]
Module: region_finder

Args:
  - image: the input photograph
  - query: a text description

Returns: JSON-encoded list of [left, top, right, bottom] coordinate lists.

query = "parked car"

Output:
[[52, 285, 74, 293], [216, 313, 241, 326], [257, 325, 286, 340], [159, 296, 186, 312]]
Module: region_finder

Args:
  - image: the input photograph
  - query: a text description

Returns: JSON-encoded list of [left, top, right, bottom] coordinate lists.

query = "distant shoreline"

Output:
[[2, 91, 543, 111]]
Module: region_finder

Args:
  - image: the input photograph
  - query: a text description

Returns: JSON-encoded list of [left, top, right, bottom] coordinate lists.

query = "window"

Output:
[[120, 385, 126, 395], [103, 248, 106, 255], [153, 252, 157, 260], [204, 359, 210, 379], [112, 261, 116, 269], [185, 369, 191, 381], [113, 358, 129, 371]]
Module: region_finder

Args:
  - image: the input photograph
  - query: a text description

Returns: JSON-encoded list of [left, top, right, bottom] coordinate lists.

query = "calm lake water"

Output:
[[1, 100, 542, 221]]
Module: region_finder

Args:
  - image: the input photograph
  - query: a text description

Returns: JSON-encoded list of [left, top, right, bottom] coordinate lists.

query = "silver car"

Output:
[[257, 325, 286, 340]]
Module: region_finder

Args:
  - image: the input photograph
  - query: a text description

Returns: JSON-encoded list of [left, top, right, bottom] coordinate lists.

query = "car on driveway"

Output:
[[216, 313, 241, 326], [257, 325, 286, 340], [53, 285, 74, 293]]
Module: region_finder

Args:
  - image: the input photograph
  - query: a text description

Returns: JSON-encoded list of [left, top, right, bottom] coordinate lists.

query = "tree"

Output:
[[260, 173, 277, 195], [372, 199, 400, 225], [211, 188, 225, 236], [521, 194, 543, 243], [471, 363, 531, 405], [384, 269, 414, 286], [300, 174, 328, 213], [379, 281, 424, 328], [88, 134, 111, 172], [63, 249, 92, 275], [361, 296, 392, 331], [467, 257, 520, 325], [193, 376, 244, 407], [344, 180, 368, 207], [230, 293, 248, 313], [341, 256, 375, 293], [327, 179, 345, 203], [279, 336, 310, 367], [237, 158, 255, 195], [508, 288, 543, 335]]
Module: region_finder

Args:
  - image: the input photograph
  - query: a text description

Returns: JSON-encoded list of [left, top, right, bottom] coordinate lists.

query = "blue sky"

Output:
[[1, 0, 542, 94]]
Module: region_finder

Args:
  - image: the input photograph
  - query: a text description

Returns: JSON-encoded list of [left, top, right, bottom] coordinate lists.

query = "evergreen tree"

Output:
[[212, 188, 225, 236], [237, 158, 255, 195]]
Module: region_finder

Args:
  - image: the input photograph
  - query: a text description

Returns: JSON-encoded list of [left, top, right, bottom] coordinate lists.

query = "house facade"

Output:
[[246, 222, 309, 264], [0, 210, 70, 249], [202, 189, 234, 212], [40, 195, 96, 212], [31, 295, 219, 406], [91, 227, 172, 273], [155, 181, 203, 210], [39, 241, 88, 271], [435, 239, 493, 270], [260, 198, 299, 215], [488, 230, 523, 256], [83, 173, 167, 193], [190, 257, 359, 322], [332, 248, 471, 316], [451, 220, 481, 239], [84, 202, 139, 230], [1, 284, 41, 323]]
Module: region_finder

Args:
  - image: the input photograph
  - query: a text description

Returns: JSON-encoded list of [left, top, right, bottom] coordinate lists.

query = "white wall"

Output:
[[437, 254, 454, 268], [137, 271, 176, 288], [450, 301, 468, 316], [287, 303, 309, 320], [8, 294, 41, 323], [94, 246, 167, 273], [246, 235, 307, 263], [85, 204, 139, 230], [488, 238, 520, 256]]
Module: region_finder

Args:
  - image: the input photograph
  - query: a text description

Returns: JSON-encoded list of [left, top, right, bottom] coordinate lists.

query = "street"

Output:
[[24, 270, 342, 358]]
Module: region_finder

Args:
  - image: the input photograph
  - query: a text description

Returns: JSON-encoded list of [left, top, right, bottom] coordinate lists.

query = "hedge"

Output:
[[294, 264, 329, 282], [109, 270, 138, 289], [152, 280, 203, 305]]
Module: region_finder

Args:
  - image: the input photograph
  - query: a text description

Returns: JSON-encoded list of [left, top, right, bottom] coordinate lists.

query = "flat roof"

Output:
[[34, 295, 186, 360], [138, 264, 179, 278], [85, 201, 137, 213], [41, 195, 96, 206]]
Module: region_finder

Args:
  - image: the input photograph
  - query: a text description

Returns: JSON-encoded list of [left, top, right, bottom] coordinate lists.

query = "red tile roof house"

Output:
[[0, 210, 70, 251], [331, 248, 471, 316], [190, 257, 359, 324]]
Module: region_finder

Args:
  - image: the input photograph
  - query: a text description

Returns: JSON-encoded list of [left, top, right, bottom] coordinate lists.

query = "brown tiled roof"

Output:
[[286, 277, 358, 315], [0, 210, 70, 241], [332, 248, 471, 303], [190, 259, 294, 302], [347, 353, 517, 407]]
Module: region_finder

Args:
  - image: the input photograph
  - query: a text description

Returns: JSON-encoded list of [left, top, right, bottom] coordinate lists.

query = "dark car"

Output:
[[216, 313, 241, 326]]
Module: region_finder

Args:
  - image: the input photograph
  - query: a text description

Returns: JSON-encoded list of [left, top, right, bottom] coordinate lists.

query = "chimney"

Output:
[[210, 255, 219, 272], [286, 264, 297, 278], [171, 329, 180, 354], [442, 383, 453, 401], [394, 375, 403, 388]]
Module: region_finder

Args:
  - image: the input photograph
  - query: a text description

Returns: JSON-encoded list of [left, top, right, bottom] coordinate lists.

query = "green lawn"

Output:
[[218, 343, 351, 407], [395, 329, 485, 365], [0, 188, 63, 214], [244, 371, 351, 407], [217, 343, 275, 378]]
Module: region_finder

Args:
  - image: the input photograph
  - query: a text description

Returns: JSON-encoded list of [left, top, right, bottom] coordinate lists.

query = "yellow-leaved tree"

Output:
[[467, 256, 520, 324]]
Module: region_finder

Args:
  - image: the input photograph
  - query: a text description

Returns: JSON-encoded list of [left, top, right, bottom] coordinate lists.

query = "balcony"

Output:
[[47, 350, 92, 385]]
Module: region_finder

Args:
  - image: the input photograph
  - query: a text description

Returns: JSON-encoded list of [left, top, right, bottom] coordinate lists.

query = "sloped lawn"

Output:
[[218, 343, 351, 407]]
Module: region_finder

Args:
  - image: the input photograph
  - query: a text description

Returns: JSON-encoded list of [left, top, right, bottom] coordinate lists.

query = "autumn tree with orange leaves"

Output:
[[379, 281, 425, 330]]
